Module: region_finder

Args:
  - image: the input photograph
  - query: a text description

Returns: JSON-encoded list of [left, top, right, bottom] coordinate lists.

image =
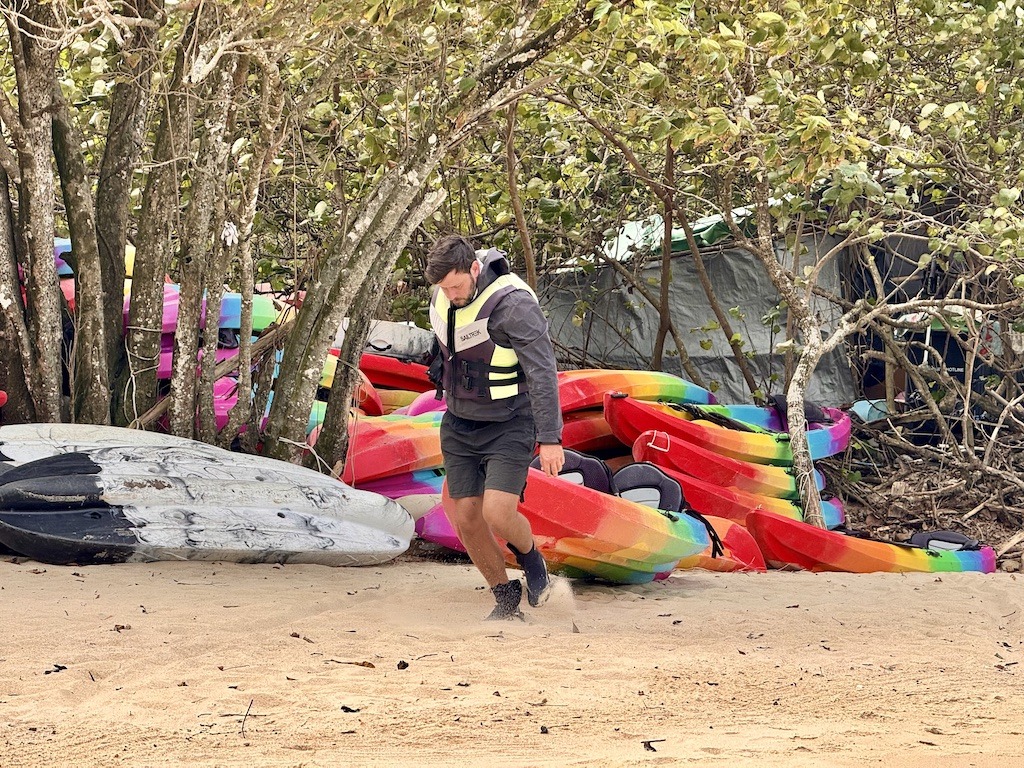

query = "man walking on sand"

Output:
[[426, 234, 565, 620]]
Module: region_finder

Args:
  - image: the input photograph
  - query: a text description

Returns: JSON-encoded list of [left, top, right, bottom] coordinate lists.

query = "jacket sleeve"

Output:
[[490, 291, 563, 444]]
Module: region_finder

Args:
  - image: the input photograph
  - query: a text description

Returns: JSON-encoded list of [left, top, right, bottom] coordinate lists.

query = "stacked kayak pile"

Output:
[[55, 239, 426, 433], [344, 366, 996, 579], [359, 369, 759, 584]]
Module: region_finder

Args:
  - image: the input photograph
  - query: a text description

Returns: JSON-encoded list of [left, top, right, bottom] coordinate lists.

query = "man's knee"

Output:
[[444, 495, 484, 528], [480, 489, 521, 528]]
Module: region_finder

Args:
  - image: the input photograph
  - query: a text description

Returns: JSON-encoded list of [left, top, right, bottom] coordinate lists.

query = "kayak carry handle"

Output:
[[645, 430, 671, 453]]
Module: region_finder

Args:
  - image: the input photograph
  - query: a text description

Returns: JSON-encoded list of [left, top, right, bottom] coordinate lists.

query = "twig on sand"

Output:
[[241, 699, 254, 737], [642, 738, 666, 752]]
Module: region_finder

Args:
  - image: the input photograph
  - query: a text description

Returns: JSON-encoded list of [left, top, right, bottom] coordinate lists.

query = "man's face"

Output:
[[437, 260, 480, 308]]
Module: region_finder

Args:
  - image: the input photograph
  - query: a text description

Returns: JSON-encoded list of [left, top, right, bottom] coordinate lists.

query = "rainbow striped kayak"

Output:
[[650, 460, 844, 529], [745, 510, 997, 573], [625, 422, 822, 500], [123, 284, 278, 334], [156, 334, 239, 379], [399, 390, 448, 416], [414, 501, 464, 552], [606, 395, 802, 466], [517, 468, 710, 584], [363, 468, 446, 499], [675, 515, 766, 573], [684, 403, 852, 461], [317, 357, 384, 416], [411, 482, 697, 585], [216, 292, 280, 331], [558, 370, 715, 414], [341, 414, 442, 484], [377, 389, 422, 413]]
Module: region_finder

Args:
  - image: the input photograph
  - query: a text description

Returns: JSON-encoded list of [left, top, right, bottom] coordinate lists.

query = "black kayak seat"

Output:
[[613, 461, 725, 558], [767, 394, 831, 426], [907, 530, 981, 552], [531, 448, 615, 495], [612, 462, 684, 513]]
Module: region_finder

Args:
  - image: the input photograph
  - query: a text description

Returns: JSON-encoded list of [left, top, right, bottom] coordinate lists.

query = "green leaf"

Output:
[[590, 0, 612, 20], [994, 188, 1021, 207]]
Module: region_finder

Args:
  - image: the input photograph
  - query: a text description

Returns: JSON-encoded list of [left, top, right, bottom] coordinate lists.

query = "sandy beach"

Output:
[[2, 550, 1021, 767]]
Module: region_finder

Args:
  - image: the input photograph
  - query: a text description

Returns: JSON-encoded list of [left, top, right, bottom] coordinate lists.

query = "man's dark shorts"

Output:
[[440, 411, 536, 498]]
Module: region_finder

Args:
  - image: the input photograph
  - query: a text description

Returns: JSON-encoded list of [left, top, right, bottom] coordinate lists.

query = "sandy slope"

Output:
[[2, 555, 1020, 767]]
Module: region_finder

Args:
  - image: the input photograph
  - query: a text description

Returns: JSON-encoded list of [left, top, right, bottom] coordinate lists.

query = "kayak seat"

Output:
[[531, 448, 615, 495], [612, 462, 684, 513], [767, 394, 831, 425], [907, 530, 981, 552], [613, 461, 726, 559]]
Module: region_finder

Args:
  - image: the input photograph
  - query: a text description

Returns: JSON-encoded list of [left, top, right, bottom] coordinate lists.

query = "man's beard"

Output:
[[453, 277, 479, 307]]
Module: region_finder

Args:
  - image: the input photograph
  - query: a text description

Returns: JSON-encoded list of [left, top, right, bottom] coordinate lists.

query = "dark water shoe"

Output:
[[508, 543, 551, 607], [486, 580, 525, 621]]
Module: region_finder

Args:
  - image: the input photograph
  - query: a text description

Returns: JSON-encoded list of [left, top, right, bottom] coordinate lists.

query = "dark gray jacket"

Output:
[[436, 249, 563, 444]]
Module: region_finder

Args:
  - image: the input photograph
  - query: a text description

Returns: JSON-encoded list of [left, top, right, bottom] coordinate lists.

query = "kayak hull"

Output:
[[745, 509, 997, 574], [558, 370, 715, 413]]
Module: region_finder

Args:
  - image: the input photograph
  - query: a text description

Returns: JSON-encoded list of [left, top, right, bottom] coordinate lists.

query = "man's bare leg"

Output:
[[482, 489, 550, 607], [443, 492, 525, 619], [480, 489, 534, 553], [443, 493, 509, 587], [444, 489, 548, 612]]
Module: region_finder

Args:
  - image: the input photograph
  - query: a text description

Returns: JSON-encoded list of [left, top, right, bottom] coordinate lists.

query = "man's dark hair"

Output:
[[425, 234, 477, 285]]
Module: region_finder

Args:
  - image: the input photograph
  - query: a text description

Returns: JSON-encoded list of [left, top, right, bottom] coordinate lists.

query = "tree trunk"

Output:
[[218, 62, 286, 448], [0, 167, 34, 420], [264, 150, 446, 463], [652, 139, 673, 370], [504, 101, 537, 289], [122, 5, 209, 424], [313, 190, 441, 472], [674, 199, 761, 398], [52, 87, 110, 424], [4, 5, 63, 421], [98, 0, 166, 425], [312, 271, 387, 473], [787, 352, 825, 528], [168, 52, 237, 439]]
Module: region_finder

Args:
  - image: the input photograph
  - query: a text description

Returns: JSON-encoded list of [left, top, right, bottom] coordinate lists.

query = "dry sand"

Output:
[[2, 552, 1021, 767]]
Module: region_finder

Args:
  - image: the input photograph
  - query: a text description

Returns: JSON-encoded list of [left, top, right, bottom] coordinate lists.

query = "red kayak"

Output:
[[641, 460, 845, 530], [561, 409, 624, 453], [626, 424, 806, 500], [606, 392, 795, 465], [358, 353, 432, 392]]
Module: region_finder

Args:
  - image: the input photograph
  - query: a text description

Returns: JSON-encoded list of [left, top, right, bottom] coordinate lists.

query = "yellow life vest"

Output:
[[430, 273, 536, 401]]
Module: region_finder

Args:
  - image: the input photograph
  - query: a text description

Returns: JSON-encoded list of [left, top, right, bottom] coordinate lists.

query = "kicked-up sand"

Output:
[[1, 554, 1021, 767]]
